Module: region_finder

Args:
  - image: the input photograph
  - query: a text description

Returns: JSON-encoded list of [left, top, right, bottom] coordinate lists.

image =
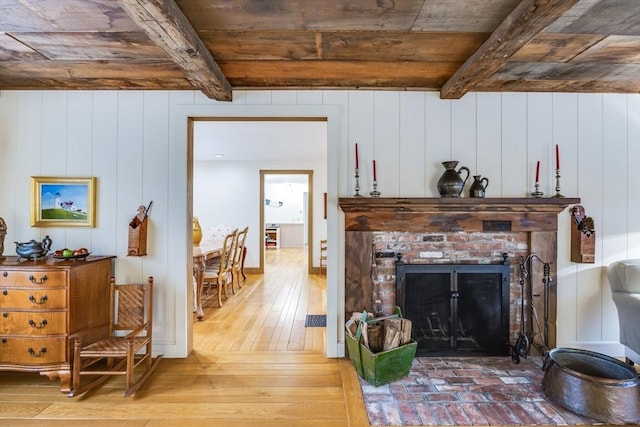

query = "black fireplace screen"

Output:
[[396, 259, 510, 357]]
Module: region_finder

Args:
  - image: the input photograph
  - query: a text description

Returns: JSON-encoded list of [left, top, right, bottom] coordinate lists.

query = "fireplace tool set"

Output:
[[512, 253, 552, 364], [512, 258, 529, 363]]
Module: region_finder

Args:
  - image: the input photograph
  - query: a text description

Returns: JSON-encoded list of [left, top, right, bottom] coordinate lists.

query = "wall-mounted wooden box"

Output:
[[571, 205, 595, 264], [128, 218, 148, 256]]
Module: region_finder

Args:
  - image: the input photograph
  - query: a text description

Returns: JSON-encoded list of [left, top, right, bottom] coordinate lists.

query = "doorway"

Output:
[[260, 170, 314, 274], [187, 113, 337, 357]]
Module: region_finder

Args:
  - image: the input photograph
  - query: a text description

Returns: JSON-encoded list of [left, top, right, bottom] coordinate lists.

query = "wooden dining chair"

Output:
[[319, 239, 328, 275], [203, 228, 237, 307], [231, 226, 249, 290], [69, 276, 161, 397]]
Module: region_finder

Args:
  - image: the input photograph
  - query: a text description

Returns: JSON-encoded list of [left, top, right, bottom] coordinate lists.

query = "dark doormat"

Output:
[[304, 314, 326, 327]]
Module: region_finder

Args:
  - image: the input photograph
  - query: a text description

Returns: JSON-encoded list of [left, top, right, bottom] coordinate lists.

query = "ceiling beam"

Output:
[[117, 0, 232, 101], [440, 0, 580, 99]]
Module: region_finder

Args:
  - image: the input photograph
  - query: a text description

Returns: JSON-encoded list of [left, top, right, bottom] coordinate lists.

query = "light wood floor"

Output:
[[0, 247, 370, 427]]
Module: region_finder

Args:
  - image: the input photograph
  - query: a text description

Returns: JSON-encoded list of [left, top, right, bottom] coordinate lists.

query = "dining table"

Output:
[[192, 241, 222, 320]]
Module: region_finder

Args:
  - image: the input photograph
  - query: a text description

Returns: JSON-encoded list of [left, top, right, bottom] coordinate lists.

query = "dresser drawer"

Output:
[[0, 311, 66, 335], [0, 270, 67, 288], [0, 288, 66, 309], [0, 337, 66, 364]]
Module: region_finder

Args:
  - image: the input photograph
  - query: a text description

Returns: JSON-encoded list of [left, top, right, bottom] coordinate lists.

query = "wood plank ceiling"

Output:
[[0, 0, 639, 102]]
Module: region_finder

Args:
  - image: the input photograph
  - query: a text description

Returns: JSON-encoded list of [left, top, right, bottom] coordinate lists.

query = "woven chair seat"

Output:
[[80, 336, 151, 357]]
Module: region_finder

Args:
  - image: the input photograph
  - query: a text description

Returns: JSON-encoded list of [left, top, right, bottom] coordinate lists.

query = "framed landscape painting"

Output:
[[31, 176, 97, 227]]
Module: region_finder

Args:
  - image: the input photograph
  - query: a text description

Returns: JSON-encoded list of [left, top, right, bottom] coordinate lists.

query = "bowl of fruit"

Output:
[[52, 247, 90, 260]]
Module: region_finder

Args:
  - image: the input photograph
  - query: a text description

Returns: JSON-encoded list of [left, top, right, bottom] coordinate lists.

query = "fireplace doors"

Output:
[[396, 259, 510, 357]]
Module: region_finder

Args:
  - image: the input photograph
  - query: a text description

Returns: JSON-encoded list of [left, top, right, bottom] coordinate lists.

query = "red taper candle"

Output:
[[373, 160, 377, 181], [555, 144, 560, 170], [355, 143, 359, 169], [535, 161, 540, 182]]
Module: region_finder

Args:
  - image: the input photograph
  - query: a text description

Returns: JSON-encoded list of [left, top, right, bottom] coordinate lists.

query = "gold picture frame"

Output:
[[31, 176, 97, 227]]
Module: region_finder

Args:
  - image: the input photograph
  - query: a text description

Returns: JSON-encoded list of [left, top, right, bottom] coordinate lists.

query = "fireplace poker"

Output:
[[542, 261, 551, 350], [532, 261, 552, 361], [532, 306, 550, 358], [512, 256, 530, 364]]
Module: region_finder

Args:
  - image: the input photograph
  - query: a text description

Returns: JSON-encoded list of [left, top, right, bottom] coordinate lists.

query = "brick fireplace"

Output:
[[339, 197, 579, 354]]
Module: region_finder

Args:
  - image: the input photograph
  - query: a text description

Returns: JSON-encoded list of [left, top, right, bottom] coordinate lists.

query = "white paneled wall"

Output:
[[1, 89, 639, 359]]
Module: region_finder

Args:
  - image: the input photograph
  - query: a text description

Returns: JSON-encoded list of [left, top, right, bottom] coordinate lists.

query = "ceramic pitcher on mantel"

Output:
[[437, 161, 470, 197], [469, 175, 489, 198]]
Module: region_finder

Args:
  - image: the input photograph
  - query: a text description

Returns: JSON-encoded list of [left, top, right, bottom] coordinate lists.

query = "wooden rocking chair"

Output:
[[69, 276, 162, 397]]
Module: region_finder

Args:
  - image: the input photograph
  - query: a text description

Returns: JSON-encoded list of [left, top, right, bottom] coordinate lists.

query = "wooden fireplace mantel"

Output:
[[339, 197, 580, 213], [338, 197, 580, 233]]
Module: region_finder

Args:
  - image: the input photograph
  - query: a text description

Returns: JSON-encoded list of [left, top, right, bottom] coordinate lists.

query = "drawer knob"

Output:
[[28, 275, 48, 284], [1, 338, 6, 344], [27, 347, 47, 357], [2, 290, 7, 296], [28, 319, 48, 329], [29, 295, 48, 304], [2, 272, 6, 277], [2, 312, 7, 318]]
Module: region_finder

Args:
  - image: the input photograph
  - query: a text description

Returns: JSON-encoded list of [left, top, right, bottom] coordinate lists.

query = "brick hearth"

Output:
[[361, 356, 597, 426]]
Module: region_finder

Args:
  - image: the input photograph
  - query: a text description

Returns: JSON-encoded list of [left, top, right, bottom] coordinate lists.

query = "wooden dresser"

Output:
[[0, 256, 114, 392]]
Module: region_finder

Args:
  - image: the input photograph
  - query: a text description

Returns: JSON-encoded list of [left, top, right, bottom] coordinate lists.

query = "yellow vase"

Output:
[[192, 217, 203, 245]]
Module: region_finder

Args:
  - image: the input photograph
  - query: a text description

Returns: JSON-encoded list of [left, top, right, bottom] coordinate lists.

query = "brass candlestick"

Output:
[[553, 169, 564, 198], [531, 181, 543, 198], [370, 181, 381, 198], [354, 168, 363, 197]]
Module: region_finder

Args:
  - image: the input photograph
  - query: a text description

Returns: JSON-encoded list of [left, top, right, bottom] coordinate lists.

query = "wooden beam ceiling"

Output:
[[116, 0, 232, 101], [440, 0, 581, 99], [2, 0, 639, 96]]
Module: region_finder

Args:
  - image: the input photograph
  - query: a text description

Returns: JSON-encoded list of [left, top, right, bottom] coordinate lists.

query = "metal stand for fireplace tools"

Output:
[[512, 256, 531, 364], [535, 261, 553, 369], [512, 254, 552, 365]]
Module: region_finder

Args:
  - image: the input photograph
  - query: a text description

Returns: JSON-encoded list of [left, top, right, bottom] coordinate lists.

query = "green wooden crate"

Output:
[[359, 339, 417, 386], [346, 332, 417, 387], [346, 309, 415, 386], [345, 332, 364, 378]]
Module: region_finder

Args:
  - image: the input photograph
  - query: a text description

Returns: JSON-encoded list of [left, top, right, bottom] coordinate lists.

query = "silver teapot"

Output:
[[15, 235, 52, 261]]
